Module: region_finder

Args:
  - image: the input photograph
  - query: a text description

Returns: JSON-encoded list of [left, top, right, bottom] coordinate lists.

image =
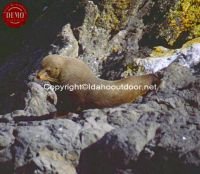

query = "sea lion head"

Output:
[[37, 55, 64, 83], [37, 55, 96, 84]]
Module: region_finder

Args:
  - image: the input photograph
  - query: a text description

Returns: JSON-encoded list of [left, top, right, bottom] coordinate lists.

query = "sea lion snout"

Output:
[[37, 57, 62, 83], [37, 69, 48, 81], [150, 74, 161, 87]]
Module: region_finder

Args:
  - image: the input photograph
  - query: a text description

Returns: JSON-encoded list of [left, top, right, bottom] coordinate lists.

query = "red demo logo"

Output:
[[2, 2, 28, 28]]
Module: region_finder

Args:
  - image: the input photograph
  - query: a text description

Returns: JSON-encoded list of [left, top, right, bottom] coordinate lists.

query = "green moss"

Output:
[[161, 0, 200, 46], [96, 0, 131, 32]]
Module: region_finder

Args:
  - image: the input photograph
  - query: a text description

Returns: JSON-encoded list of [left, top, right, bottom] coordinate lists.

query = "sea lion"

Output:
[[37, 55, 160, 112]]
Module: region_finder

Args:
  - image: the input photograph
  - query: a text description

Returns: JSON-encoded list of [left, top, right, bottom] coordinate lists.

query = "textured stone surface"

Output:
[[0, 116, 113, 174], [0, 1, 200, 174], [134, 44, 200, 73], [0, 62, 200, 174], [78, 63, 200, 174], [49, 24, 79, 58]]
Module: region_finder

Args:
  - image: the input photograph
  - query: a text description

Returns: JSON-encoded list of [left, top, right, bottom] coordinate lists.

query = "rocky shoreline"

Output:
[[0, 1, 199, 174]]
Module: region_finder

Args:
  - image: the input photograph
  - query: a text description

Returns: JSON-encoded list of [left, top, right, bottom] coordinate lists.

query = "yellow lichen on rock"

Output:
[[96, 0, 131, 32], [182, 37, 200, 48], [150, 37, 200, 57], [150, 46, 175, 57], [162, 0, 200, 46]]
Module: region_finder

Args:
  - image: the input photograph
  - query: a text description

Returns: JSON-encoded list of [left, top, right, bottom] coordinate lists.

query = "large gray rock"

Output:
[[78, 63, 200, 174], [0, 1, 200, 174], [49, 24, 79, 58], [1, 62, 199, 174], [0, 116, 113, 174], [24, 82, 57, 116]]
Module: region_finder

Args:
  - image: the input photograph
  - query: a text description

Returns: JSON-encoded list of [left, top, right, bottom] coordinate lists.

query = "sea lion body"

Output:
[[37, 55, 159, 111]]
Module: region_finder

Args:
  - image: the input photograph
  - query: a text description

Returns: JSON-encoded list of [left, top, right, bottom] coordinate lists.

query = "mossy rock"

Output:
[[95, 0, 132, 32], [160, 0, 200, 46]]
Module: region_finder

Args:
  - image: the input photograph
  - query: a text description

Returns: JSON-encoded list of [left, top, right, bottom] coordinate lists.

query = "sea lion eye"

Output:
[[46, 69, 51, 75]]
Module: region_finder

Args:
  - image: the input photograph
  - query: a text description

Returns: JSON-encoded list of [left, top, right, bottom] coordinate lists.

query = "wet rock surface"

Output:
[[0, 0, 200, 174]]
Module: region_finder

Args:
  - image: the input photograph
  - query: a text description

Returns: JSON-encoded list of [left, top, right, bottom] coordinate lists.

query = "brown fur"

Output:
[[37, 55, 160, 111]]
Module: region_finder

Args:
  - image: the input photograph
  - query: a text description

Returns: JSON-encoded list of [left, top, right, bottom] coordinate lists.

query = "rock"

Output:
[[159, 63, 196, 90], [78, 63, 200, 174], [79, 121, 160, 174], [0, 1, 200, 174], [78, 1, 111, 74], [76, 109, 114, 148], [0, 82, 57, 119], [16, 148, 77, 174], [159, 1, 200, 46], [134, 44, 200, 73], [0, 124, 15, 174], [24, 82, 57, 116], [78, 1, 141, 76], [49, 24, 79, 58], [0, 114, 113, 173]]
